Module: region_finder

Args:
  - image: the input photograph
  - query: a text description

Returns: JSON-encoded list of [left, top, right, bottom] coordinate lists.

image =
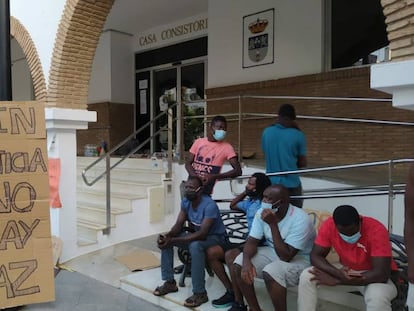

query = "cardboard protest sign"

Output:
[[0, 102, 55, 308]]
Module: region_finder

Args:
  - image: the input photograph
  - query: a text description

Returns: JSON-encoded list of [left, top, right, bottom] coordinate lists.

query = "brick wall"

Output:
[[381, 0, 414, 61], [10, 17, 46, 101], [206, 67, 414, 181], [76, 102, 134, 156], [48, 0, 115, 108]]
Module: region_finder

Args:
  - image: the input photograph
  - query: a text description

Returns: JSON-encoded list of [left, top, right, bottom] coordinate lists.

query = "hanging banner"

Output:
[[0, 101, 55, 308], [48, 158, 62, 208]]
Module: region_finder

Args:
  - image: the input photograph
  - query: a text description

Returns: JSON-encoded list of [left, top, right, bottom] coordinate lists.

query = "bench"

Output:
[[177, 209, 408, 310]]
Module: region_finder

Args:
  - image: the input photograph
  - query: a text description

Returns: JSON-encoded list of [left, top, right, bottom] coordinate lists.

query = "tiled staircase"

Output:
[[76, 156, 168, 246]]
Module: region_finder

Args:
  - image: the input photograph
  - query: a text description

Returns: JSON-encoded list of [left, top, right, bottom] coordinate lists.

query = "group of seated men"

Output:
[[153, 174, 399, 311]]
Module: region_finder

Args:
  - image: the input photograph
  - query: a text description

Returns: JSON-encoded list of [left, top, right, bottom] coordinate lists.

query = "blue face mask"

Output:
[[213, 129, 226, 141], [339, 231, 361, 244]]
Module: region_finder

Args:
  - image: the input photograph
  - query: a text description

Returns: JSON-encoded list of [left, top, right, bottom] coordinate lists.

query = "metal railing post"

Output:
[[167, 108, 173, 179], [387, 159, 394, 232], [238, 95, 242, 164], [103, 154, 111, 235]]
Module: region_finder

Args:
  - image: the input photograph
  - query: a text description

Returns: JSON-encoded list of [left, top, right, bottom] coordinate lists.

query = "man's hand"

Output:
[[241, 260, 256, 285], [261, 208, 278, 225], [309, 267, 341, 286], [157, 234, 172, 249], [202, 174, 217, 185]]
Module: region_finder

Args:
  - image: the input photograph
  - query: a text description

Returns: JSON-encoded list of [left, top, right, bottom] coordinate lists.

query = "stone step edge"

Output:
[[77, 204, 132, 215]]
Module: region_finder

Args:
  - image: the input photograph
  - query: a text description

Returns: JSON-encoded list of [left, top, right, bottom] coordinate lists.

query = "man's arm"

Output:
[[166, 209, 187, 237], [158, 209, 187, 248], [311, 244, 391, 286], [185, 152, 197, 177], [241, 236, 260, 284], [405, 164, 414, 282], [311, 244, 346, 281], [207, 156, 242, 184], [260, 208, 298, 261], [297, 155, 307, 168], [170, 218, 215, 245], [230, 189, 247, 211]]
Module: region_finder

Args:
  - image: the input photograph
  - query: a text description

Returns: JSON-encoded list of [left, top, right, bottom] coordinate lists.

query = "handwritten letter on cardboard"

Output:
[[0, 101, 55, 308]]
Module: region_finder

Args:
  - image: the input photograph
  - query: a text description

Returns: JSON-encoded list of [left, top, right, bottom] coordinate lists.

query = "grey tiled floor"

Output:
[[13, 270, 166, 311]]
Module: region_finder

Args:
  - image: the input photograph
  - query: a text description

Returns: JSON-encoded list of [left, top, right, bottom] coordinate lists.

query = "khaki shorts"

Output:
[[233, 246, 309, 288]]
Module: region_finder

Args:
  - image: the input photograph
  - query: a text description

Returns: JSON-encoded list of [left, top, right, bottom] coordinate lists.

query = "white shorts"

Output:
[[233, 246, 310, 288]]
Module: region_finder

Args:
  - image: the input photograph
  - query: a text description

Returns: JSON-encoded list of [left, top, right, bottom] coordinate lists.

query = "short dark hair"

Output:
[[333, 205, 360, 226], [278, 104, 296, 120], [187, 175, 203, 188], [211, 115, 227, 126], [251, 172, 271, 200]]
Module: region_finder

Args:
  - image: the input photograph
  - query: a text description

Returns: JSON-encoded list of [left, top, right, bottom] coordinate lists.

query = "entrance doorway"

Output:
[[136, 60, 206, 155]]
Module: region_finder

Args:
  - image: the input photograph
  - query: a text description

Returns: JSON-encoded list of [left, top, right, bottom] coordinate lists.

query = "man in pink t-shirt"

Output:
[[185, 115, 242, 195], [298, 205, 397, 311]]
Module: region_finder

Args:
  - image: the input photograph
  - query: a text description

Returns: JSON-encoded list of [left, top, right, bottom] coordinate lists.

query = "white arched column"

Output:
[[46, 108, 96, 261]]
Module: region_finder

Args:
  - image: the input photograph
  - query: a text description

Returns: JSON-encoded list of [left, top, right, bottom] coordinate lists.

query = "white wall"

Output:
[[88, 32, 112, 103], [208, 0, 324, 88], [11, 38, 33, 100], [111, 31, 134, 104], [10, 0, 66, 82], [88, 30, 134, 104]]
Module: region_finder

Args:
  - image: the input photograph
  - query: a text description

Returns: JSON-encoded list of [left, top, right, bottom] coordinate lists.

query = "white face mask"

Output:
[[261, 200, 281, 212]]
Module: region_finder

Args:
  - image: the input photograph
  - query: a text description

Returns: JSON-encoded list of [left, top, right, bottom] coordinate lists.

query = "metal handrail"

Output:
[[80, 92, 414, 236], [82, 102, 177, 186], [227, 158, 414, 232], [81, 104, 176, 234]]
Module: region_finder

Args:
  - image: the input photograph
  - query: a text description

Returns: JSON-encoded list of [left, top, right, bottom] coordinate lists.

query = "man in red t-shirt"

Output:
[[185, 115, 242, 195], [298, 205, 397, 311]]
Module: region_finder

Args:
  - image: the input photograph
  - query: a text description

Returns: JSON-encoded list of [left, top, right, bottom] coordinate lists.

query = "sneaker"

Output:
[[212, 290, 235, 308], [227, 301, 247, 311], [184, 292, 209, 308]]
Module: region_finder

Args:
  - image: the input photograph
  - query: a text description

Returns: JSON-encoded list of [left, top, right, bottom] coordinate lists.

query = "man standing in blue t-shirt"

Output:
[[261, 104, 307, 207]]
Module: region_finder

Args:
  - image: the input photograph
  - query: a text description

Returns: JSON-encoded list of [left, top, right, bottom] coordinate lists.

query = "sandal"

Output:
[[153, 280, 178, 296], [184, 292, 208, 308]]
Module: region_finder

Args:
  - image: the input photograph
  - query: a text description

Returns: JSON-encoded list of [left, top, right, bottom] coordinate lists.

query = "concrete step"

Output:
[[78, 157, 167, 184], [77, 178, 160, 195], [76, 156, 168, 248], [77, 189, 146, 206], [77, 206, 117, 226], [76, 218, 117, 246], [77, 223, 102, 246]]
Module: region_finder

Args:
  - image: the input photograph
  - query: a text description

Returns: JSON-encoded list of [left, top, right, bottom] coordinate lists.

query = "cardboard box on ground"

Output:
[[0, 102, 55, 309]]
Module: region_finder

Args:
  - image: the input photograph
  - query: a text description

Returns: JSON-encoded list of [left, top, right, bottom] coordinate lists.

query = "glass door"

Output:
[[153, 68, 177, 152], [181, 63, 205, 151], [135, 60, 205, 155]]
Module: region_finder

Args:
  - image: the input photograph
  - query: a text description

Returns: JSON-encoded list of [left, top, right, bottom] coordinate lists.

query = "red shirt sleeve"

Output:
[[365, 218, 392, 257], [314, 217, 334, 248]]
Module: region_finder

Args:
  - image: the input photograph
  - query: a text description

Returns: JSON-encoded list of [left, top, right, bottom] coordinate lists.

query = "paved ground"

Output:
[[6, 270, 167, 311]]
